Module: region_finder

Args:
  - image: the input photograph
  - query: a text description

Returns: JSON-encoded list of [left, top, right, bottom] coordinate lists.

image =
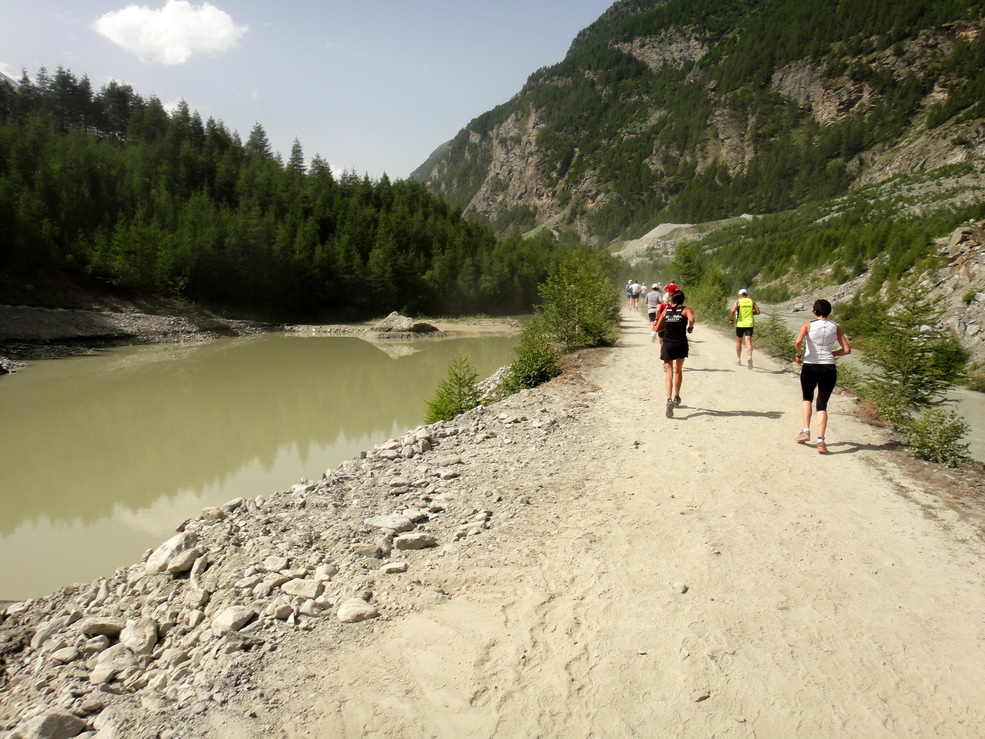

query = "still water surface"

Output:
[[0, 333, 517, 600]]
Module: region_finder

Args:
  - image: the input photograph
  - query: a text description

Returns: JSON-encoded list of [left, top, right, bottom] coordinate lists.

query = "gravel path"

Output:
[[206, 308, 985, 737], [4, 308, 985, 738]]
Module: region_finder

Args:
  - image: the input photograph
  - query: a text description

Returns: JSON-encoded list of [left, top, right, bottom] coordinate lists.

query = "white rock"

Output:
[[120, 618, 158, 656], [166, 547, 201, 574], [403, 508, 429, 523], [281, 579, 324, 600], [364, 514, 414, 532], [314, 564, 339, 581], [50, 647, 80, 664], [337, 599, 379, 623], [264, 556, 290, 572], [158, 647, 191, 668], [211, 606, 256, 636], [30, 615, 71, 650], [145, 532, 197, 576], [381, 562, 408, 574], [77, 618, 124, 639], [13, 709, 86, 739], [89, 644, 138, 684], [394, 533, 438, 550]]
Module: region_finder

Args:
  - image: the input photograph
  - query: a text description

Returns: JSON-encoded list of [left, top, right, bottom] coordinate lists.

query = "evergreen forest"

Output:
[[0, 68, 587, 320]]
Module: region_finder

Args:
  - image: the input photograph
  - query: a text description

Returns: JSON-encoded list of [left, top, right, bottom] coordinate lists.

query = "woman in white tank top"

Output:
[[794, 299, 851, 453]]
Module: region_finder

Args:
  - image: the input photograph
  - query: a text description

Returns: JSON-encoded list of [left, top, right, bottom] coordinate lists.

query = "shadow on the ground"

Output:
[[808, 440, 900, 455], [677, 407, 784, 419]]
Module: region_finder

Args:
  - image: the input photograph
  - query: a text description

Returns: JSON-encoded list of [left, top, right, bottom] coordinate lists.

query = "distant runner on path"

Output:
[[646, 284, 663, 342], [655, 290, 694, 418], [729, 288, 761, 368], [794, 298, 851, 454]]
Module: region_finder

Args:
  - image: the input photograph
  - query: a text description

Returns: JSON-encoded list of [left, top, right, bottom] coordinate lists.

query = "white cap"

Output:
[[652, 283, 659, 289], [738, 288, 748, 295]]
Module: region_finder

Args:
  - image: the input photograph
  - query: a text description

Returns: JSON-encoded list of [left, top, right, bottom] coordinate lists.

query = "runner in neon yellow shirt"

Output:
[[729, 288, 761, 368]]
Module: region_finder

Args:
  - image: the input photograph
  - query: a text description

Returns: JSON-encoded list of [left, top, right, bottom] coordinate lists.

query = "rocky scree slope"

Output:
[[0, 369, 595, 738]]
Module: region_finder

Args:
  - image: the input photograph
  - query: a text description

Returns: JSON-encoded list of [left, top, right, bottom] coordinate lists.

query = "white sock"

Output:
[[802, 428, 810, 434], [817, 437, 824, 443]]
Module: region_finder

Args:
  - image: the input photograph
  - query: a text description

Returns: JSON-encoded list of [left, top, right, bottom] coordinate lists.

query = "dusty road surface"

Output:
[[196, 309, 985, 738]]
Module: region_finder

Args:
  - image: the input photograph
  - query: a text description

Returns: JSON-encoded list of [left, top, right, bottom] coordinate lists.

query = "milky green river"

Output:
[[0, 333, 517, 600]]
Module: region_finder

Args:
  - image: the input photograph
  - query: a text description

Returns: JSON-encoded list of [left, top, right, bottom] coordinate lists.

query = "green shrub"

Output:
[[424, 350, 482, 424], [500, 317, 562, 394], [858, 294, 968, 431], [835, 361, 866, 393], [756, 312, 796, 361], [904, 409, 971, 468], [537, 251, 620, 350]]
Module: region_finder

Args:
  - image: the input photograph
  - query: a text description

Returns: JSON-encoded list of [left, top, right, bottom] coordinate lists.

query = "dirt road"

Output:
[[210, 309, 985, 737]]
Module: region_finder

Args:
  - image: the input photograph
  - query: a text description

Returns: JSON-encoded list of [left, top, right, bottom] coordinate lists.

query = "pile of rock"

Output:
[[0, 356, 25, 376], [368, 312, 441, 339], [0, 377, 587, 738]]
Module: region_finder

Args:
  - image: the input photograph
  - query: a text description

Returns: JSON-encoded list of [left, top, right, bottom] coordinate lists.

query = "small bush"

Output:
[[835, 362, 866, 393], [537, 251, 620, 350], [904, 409, 971, 468], [857, 294, 968, 431], [424, 350, 482, 424], [756, 312, 796, 361], [500, 318, 562, 394]]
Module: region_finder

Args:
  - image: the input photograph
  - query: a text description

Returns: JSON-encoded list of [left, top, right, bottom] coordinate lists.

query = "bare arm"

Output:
[[729, 301, 738, 322], [834, 326, 851, 357], [685, 307, 695, 331], [752, 300, 761, 315], [794, 322, 810, 363]]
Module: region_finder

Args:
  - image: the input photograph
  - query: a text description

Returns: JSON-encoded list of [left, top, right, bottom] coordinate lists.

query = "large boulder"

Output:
[[373, 312, 439, 335]]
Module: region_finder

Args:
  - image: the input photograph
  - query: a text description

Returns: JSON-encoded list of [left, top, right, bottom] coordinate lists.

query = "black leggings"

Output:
[[800, 364, 837, 412]]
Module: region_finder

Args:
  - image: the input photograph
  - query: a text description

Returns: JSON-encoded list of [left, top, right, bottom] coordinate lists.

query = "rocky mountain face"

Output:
[[414, 1, 985, 244]]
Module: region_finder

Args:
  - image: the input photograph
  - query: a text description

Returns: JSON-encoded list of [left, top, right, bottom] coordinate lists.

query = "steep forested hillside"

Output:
[[414, 0, 985, 242], [0, 70, 586, 319]]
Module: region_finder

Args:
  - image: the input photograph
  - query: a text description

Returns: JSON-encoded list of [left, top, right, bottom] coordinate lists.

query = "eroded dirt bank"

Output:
[[4, 309, 985, 738]]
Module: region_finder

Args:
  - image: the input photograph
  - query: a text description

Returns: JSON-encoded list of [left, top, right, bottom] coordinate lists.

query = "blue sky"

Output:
[[3, 1, 615, 179]]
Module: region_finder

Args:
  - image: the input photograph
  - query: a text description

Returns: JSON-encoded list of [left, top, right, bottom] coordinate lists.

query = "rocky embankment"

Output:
[[0, 365, 585, 738], [0, 305, 273, 362]]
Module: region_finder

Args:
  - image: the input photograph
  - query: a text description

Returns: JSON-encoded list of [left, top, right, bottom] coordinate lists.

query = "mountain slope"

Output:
[[414, 0, 985, 242]]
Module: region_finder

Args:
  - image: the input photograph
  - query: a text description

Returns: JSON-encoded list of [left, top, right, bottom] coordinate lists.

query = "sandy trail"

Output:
[[249, 309, 985, 737]]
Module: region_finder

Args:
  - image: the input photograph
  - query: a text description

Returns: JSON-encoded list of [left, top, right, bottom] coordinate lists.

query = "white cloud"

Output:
[[92, 0, 248, 66]]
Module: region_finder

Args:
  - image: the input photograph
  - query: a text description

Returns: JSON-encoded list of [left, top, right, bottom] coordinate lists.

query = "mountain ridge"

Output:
[[413, 0, 985, 243]]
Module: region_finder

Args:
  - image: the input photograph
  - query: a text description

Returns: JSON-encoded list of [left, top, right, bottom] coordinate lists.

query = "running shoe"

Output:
[[651, 332, 657, 343], [734, 358, 742, 365], [817, 441, 829, 454], [747, 357, 753, 369], [673, 396, 681, 407], [795, 431, 810, 443], [665, 398, 675, 418]]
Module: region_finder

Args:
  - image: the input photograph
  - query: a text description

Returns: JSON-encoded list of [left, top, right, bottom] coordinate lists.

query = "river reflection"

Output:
[[0, 333, 517, 600]]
